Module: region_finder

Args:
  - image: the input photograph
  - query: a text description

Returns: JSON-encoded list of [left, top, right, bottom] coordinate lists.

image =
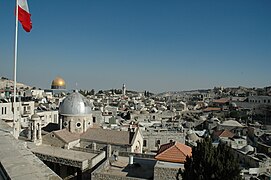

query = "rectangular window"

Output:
[[4, 107, 6, 114], [143, 140, 147, 147], [156, 139, 161, 147], [54, 115, 57, 123], [1, 107, 3, 115]]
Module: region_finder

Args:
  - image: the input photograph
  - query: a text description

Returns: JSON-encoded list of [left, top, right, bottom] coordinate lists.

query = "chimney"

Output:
[[106, 145, 112, 158], [129, 155, 134, 165], [93, 142, 96, 151]]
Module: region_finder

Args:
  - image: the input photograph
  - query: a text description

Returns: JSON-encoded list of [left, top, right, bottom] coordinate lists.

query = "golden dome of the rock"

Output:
[[51, 77, 66, 89]]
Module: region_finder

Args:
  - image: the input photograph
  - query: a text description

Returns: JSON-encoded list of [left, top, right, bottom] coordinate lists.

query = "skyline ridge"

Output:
[[1, 76, 270, 94]]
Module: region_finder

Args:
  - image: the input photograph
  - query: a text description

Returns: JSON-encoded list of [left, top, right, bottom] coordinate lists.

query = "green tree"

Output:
[[79, 89, 86, 96], [180, 138, 241, 180], [90, 89, 95, 95]]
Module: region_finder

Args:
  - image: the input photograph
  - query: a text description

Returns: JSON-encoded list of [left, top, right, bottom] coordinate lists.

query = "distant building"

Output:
[[0, 100, 34, 128], [122, 84, 126, 96], [51, 76, 66, 89], [45, 76, 67, 96]]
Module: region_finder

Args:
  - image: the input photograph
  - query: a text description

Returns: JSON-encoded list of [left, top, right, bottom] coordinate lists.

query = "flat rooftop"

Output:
[[100, 156, 156, 179], [31, 145, 97, 162], [0, 121, 60, 180]]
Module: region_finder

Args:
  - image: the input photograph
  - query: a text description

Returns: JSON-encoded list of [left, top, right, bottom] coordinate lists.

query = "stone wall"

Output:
[[33, 152, 85, 170], [143, 131, 185, 152], [92, 110, 103, 124], [80, 140, 129, 153], [92, 173, 142, 180], [91, 160, 142, 180], [42, 132, 65, 148], [63, 115, 92, 134], [154, 166, 181, 180], [91, 151, 106, 168], [37, 110, 59, 126], [118, 151, 155, 159], [66, 139, 80, 149], [0, 122, 61, 180]]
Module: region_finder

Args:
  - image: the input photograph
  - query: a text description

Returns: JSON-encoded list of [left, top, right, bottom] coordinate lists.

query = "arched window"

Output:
[[156, 140, 161, 147]]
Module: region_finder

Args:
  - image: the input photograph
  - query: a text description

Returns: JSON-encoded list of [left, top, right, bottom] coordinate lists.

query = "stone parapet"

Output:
[[33, 152, 87, 170]]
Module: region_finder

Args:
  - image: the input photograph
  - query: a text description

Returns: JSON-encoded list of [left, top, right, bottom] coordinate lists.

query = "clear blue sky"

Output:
[[0, 0, 271, 93]]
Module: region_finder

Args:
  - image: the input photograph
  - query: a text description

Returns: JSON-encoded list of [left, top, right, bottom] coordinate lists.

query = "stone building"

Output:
[[154, 141, 192, 180], [59, 90, 93, 133], [142, 130, 185, 152], [0, 100, 34, 125], [81, 128, 143, 154]]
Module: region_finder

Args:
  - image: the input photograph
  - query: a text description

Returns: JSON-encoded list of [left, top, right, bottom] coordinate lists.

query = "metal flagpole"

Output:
[[13, 0, 19, 138]]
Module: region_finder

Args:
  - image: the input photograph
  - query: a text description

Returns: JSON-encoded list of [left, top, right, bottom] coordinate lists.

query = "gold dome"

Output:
[[51, 77, 66, 89]]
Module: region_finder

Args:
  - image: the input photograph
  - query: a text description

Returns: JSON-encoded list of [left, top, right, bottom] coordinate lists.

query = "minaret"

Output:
[[122, 84, 126, 96]]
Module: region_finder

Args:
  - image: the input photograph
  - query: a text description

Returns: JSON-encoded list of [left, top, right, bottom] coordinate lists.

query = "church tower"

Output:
[[122, 84, 126, 96], [28, 113, 42, 145]]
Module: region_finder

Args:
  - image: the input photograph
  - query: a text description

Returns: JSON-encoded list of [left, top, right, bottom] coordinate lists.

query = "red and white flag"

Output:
[[18, 0, 32, 32]]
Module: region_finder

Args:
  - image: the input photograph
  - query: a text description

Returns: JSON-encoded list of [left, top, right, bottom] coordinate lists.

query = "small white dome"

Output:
[[240, 145, 254, 154]]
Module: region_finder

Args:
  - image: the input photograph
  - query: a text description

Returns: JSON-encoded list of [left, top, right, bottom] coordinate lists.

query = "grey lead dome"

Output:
[[59, 91, 92, 115]]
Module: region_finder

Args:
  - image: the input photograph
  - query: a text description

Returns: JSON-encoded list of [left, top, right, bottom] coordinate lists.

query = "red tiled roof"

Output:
[[213, 129, 235, 138], [213, 98, 230, 104], [155, 141, 192, 163], [203, 107, 221, 112]]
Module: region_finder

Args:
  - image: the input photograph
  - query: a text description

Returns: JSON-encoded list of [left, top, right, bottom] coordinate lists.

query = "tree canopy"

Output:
[[180, 138, 241, 180]]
